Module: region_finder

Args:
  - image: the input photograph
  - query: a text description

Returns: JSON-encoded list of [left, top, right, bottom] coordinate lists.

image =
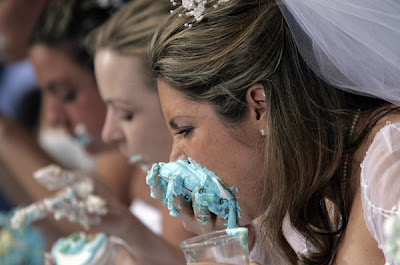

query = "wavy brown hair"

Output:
[[149, 0, 397, 264]]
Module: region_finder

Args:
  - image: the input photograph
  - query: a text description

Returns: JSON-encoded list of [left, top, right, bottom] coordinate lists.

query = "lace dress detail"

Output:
[[361, 122, 400, 265]]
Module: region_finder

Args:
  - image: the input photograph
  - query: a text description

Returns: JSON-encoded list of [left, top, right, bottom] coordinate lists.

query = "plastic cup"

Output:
[[180, 227, 250, 265]]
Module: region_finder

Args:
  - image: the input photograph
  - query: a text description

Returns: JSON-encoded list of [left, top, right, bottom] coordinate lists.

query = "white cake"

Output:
[[51, 232, 113, 265]]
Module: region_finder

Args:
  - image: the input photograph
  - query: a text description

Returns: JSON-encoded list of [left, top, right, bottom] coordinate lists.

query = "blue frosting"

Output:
[[73, 134, 92, 147], [51, 232, 106, 265], [0, 211, 45, 265], [146, 158, 240, 228]]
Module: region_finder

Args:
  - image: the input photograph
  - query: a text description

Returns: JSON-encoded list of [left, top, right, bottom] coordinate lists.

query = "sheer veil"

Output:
[[278, 0, 400, 105]]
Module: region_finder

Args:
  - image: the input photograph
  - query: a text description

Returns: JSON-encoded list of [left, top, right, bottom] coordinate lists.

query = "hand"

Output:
[[12, 165, 130, 232], [148, 170, 227, 235], [171, 192, 228, 235]]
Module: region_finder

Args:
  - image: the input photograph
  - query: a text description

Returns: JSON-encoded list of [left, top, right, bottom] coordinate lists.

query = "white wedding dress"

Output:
[[250, 122, 400, 264], [361, 122, 400, 265]]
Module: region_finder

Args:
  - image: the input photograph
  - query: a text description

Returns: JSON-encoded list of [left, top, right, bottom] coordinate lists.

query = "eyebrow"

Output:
[[45, 80, 72, 91], [104, 98, 133, 107], [169, 119, 179, 130], [168, 115, 194, 130]]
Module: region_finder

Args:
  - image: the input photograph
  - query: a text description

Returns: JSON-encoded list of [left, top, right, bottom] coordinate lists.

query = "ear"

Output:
[[246, 83, 266, 131]]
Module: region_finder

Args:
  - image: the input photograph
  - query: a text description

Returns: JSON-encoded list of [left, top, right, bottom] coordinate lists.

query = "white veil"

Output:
[[278, 0, 400, 105]]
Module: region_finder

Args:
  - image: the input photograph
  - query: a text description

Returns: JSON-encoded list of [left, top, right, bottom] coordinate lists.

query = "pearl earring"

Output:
[[260, 129, 266, 136]]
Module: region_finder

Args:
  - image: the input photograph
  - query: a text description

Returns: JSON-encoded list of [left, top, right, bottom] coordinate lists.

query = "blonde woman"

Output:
[[148, 0, 400, 264], [91, 0, 196, 264]]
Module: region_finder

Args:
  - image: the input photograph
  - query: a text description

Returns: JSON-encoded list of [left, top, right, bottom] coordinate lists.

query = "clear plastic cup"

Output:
[[180, 227, 250, 265]]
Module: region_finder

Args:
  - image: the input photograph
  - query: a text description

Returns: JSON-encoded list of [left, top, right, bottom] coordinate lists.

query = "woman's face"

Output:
[[29, 44, 112, 154], [157, 80, 267, 225], [94, 49, 172, 165]]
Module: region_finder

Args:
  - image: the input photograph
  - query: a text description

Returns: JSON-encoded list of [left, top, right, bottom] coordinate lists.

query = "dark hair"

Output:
[[150, 0, 397, 264], [29, 0, 116, 71], [16, 89, 42, 130]]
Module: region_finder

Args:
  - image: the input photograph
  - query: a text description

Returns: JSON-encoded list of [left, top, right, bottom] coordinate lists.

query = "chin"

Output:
[[84, 145, 99, 155], [237, 215, 254, 227]]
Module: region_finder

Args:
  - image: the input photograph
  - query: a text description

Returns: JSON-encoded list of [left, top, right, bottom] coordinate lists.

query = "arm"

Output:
[[0, 114, 55, 202], [93, 151, 133, 206], [90, 178, 186, 265]]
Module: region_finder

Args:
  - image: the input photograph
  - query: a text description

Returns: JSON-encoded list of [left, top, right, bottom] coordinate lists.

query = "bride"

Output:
[[148, 0, 400, 264]]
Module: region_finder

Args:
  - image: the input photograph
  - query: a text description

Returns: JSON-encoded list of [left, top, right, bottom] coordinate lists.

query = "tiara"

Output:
[[170, 0, 231, 27]]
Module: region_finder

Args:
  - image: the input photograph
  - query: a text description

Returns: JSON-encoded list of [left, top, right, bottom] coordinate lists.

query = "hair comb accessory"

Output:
[[170, 0, 231, 27]]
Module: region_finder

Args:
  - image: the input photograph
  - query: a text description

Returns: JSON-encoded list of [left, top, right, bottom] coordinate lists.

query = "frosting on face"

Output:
[[73, 124, 92, 147], [129, 154, 143, 164], [146, 158, 240, 228], [51, 232, 108, 265]]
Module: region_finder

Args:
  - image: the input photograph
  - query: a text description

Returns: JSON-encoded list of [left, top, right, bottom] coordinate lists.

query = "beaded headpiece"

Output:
[[170, 0, 231, 27]]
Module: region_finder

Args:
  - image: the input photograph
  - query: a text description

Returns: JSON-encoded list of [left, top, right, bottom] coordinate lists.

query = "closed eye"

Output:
[[177, 127, 193, 138], [119, 112, 134, 121]]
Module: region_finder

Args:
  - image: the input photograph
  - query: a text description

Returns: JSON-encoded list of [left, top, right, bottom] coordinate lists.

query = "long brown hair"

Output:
[[149, 0, 396, 263]]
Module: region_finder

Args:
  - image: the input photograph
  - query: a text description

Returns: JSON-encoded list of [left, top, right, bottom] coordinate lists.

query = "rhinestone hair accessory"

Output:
[[170, 0, 231, 27]]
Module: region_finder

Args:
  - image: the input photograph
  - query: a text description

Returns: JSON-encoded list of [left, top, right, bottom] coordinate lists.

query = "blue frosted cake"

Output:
[[51, 232, 112, 265]]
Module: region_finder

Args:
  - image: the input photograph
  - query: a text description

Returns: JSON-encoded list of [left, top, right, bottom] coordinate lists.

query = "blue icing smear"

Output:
[[146, 158, 240, 228], [0, 211, 45, 265], [74, 135, 92, 147], [51, 232, 106, 265]]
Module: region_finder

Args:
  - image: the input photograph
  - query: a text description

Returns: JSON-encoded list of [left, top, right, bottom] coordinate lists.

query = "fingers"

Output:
[[193, 200, 212, 228], [148, 171, 167, 202], [170, 187, 229, 234]]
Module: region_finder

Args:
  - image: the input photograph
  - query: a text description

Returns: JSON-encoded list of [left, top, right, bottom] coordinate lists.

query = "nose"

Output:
[[169, 143, 187, 162], [42, 96, 67, 127], [101, 110, 124, 144]]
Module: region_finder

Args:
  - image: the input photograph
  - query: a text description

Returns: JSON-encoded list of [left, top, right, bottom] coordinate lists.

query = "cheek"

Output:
[[190, 132, 266, 220], [65, 105, 103, 133], [70, 93, 106, 126], [124, 124, 146, 152]]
